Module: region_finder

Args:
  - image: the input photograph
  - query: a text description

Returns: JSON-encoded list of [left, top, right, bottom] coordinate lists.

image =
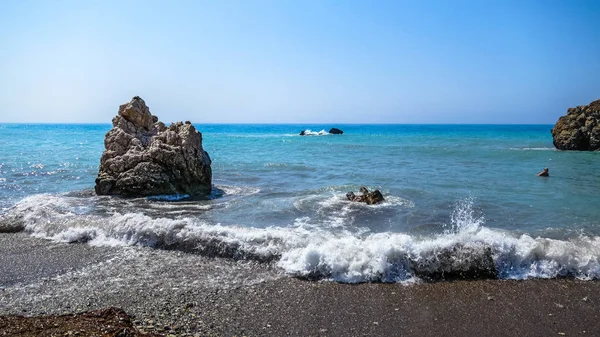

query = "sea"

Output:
[[1, 123, 599, 283]]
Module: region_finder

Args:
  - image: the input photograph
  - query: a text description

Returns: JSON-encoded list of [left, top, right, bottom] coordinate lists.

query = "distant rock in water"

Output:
[[551, 99, 600, 151], [95, 96, 212, 197], [346, 187, 384, 205], [299, 128, 343, 136]]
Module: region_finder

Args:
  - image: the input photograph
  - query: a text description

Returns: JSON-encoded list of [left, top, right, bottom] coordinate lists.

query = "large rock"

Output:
[[95, 96, 212, 197], [328, 128, 343, 134], [551, 99, 600, 151]]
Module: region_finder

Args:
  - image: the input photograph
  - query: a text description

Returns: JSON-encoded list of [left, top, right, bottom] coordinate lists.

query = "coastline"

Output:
[[1, 233, 599, 336]]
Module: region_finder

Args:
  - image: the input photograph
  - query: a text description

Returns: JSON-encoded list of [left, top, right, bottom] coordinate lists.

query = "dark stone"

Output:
[[299, 130, 306, 136], [551, 99, 600, 151], [346, 187, 384, 205], [411, 244, 498, 281], [329, 128, 343, 134]]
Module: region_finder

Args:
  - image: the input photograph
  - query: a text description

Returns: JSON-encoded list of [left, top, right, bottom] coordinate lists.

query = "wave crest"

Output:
[[1, 194, 600, 283]]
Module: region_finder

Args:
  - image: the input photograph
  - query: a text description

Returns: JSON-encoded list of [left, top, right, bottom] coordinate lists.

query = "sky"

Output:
[[0, 0, 599, 124]]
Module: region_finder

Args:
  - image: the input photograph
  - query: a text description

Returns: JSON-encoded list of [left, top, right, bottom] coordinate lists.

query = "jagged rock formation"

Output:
[[551, 99, 600, 151], [346, 187, 384, 205], [95, 96, 212, 197]]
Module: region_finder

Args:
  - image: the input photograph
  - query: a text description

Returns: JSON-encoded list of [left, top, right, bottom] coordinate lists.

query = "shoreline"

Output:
[[3, 279, 599, 337], [1, 233, 600, 336]]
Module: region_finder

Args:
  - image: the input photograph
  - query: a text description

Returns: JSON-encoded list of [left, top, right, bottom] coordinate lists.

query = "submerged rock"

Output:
[[328, 128, 343, 134], [346, 187, 384, 205], [95, 96, 212, 197], [551, 99, 600, 150]]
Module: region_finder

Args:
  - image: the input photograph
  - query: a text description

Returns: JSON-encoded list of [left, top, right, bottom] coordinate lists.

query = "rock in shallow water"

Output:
[[346, 187, 384, 205], [95, 96, 212, 197], [551, 99, 600, 151]]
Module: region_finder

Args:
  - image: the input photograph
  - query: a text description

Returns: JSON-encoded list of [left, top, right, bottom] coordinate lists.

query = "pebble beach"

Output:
[[2, 233, 600, 336]]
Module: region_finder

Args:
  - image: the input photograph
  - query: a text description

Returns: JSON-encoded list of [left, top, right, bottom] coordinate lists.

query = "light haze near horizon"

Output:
[[1, 0, 599, 124]]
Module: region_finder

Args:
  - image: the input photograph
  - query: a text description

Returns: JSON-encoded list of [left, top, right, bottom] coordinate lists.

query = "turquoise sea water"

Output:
[[1, 123, 600, 282]]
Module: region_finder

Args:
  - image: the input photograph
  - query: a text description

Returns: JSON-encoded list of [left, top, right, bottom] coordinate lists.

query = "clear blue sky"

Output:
[[1, 0, 599, 123]]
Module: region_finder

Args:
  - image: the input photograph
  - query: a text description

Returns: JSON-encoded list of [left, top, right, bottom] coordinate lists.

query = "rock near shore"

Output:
[[551, 99, 600, 151], [0, 307, 158, 337], [95, 96, 212, 197]]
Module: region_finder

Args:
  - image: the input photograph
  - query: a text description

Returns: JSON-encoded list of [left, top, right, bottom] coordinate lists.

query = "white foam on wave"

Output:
[[2, 194, 600, 283], [280, 198, 600, 282], [217, 184, 261, 196], [509, 147, 555, 151], [146, 202, 212, 211], [314, 192, 414, 228], [300, 129, 329, 136]]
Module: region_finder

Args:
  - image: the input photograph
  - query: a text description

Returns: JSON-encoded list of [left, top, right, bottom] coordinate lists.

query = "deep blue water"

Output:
[[1, 123, 600, 282]]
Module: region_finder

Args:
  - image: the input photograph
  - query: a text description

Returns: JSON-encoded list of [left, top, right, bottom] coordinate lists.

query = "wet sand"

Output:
[[0, 233, 119, 286], [1, 233, 599, 336]]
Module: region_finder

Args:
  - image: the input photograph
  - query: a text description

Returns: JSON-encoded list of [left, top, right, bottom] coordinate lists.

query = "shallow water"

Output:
[[1, 123, 599, 282]]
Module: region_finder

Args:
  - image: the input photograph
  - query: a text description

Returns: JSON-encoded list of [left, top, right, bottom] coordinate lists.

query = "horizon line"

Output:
[[0, 122, 556, 126]]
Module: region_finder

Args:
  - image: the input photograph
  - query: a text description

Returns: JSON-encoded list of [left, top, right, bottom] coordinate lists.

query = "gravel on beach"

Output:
[[1, 233, 599, 336]]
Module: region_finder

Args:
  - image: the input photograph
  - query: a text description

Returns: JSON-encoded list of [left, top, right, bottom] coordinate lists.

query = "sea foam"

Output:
[[300, 129, 329, 136], [1, 193, 599, 283]]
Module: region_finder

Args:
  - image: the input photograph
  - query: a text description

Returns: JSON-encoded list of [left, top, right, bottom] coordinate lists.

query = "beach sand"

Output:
[[1, 233, 599, 336]]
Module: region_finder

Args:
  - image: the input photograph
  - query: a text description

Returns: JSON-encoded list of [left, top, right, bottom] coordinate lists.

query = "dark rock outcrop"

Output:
[[329, 128, 343, 134], [346, 187, 384, 205], [299, 130, 306, 136], [95, 96, 212, 197], [0, 307, 158, 337], [551, 99, 600, 151]]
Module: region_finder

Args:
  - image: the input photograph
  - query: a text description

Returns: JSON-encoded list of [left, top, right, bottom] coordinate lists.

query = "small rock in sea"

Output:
[[346, 187, 385, 205], [95, 96, 212, 197], [329, 127, 344, 134]]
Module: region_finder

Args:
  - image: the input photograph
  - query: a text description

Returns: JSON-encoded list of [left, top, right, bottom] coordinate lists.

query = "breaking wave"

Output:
[[1, 194, 599, 283], [300, 129, 329, 136]]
